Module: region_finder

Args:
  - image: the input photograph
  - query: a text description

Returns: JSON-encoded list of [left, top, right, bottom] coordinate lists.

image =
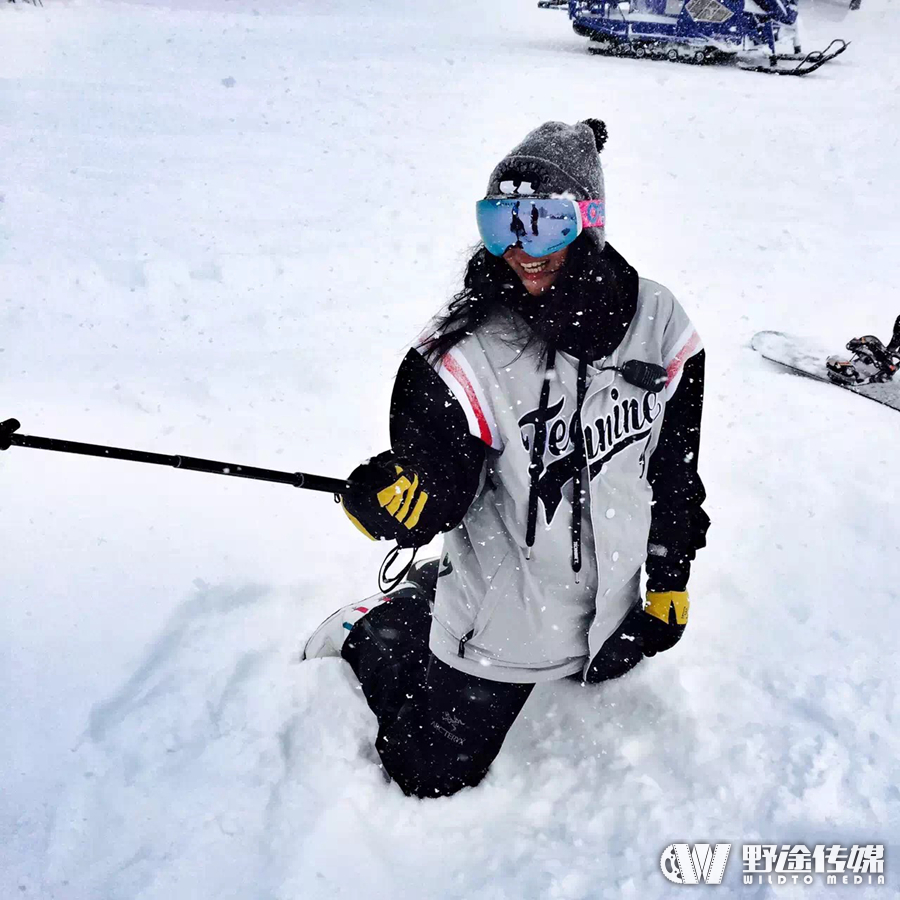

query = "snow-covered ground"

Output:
[[1, 0, 898, 896]]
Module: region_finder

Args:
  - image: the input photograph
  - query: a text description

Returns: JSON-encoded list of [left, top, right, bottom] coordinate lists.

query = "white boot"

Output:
[[301, 591, 394, 660], [302, 559, 440, 660]]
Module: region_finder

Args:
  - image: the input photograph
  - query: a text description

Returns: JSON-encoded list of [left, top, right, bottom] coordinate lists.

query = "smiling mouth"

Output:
[[520, 258, 549, 275]]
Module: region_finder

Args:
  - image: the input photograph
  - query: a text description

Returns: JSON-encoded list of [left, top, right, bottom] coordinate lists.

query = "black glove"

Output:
[[341, 451, 438, 549], [584, 591, 689, 684]]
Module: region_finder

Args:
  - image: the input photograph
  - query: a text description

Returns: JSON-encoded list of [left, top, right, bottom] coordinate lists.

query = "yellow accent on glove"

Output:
[[342, 506, 377, 541], [375, 465, 429, 531], [644, 590, 690, 626], [404, 492, 428, 529]]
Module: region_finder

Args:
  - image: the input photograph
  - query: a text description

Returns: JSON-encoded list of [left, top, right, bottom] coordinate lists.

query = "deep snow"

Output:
[[1, 0, 898, 897]]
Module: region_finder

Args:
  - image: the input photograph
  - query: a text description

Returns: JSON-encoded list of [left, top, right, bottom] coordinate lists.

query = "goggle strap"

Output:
[[576, 200, 605, 231]]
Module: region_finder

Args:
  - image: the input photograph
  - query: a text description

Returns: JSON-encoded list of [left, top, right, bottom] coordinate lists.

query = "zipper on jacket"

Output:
[[458, 628, 475, 658]]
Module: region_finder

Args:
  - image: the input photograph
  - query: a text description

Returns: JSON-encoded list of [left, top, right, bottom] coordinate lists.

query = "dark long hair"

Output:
[[422, 234, 623, 364]]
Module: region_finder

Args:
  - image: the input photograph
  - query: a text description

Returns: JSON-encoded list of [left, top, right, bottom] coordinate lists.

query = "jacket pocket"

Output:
[[456, 550, 514, 658]]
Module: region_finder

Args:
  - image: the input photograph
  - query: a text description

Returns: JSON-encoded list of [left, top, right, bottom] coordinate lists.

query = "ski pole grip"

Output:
[[0, 418, 21, 451]]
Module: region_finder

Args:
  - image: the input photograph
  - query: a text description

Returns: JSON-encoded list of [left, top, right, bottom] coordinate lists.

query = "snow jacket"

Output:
[[385, 245, 708, 683]]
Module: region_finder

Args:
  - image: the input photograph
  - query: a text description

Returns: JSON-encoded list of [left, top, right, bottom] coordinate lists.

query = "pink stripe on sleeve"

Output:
[[666, 330, 701, 386], [442, 353, 493, 446]]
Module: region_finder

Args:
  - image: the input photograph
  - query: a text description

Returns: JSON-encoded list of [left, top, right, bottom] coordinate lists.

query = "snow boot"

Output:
[[826, 316, 900, 386], [301, 590, 395, 660], [301, 558, 439, 660]]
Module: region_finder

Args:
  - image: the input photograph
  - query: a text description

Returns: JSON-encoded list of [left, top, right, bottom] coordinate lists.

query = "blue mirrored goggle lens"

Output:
[[476, 198, 580, 258]]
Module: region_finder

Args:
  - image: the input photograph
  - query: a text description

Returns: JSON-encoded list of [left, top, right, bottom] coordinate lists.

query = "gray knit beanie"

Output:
[[485, 119, 608, 250]]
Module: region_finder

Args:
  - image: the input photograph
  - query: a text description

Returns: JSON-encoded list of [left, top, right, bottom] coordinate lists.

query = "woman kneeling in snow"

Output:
[[304, 119, 709, 798]]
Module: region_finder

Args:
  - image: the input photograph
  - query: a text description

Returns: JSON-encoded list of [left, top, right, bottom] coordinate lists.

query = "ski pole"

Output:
[[0, 418, 351, 494]]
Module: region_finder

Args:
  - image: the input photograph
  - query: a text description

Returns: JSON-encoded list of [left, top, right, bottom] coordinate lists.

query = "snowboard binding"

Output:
[[826, 316, 900, 386]]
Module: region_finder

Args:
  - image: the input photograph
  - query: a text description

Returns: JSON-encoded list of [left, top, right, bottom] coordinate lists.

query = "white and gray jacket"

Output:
[[388, 264, 707, 683]]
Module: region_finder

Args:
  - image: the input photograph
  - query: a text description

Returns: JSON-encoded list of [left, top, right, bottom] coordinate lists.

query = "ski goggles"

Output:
[[475, 197, 605, 258]]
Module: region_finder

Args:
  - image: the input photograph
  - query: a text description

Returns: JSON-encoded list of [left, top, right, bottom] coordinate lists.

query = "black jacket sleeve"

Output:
[[388, 349, 487, 535], [645, 349, 710, 592]]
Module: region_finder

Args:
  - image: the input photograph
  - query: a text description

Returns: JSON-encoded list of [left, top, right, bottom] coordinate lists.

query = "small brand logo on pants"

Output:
[[661, 844, 731, 885]]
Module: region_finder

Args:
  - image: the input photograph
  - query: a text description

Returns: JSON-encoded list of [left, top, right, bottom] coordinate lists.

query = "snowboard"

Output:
[[751, 330, 900, 413]]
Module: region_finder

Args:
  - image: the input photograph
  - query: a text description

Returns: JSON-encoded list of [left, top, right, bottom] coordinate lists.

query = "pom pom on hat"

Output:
[[581, 118, 608, 153]]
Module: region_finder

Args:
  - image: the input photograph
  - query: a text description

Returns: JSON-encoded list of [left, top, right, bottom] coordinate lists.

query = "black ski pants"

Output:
[[341, 584, 533, 799]]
